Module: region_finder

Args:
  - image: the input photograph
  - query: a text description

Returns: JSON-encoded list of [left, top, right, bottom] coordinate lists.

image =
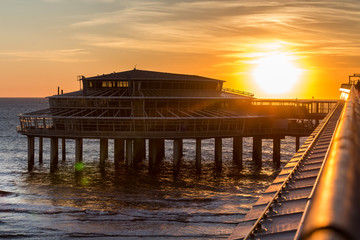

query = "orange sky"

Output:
[[1, 0, 359, 98]]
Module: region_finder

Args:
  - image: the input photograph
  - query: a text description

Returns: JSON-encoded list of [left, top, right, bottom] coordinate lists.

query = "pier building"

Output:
[[17, 69, 335, 173], [18, 69, 256, 172]]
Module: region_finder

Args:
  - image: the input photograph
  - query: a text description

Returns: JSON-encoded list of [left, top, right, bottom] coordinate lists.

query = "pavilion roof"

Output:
[[84, 69, 225, 82]]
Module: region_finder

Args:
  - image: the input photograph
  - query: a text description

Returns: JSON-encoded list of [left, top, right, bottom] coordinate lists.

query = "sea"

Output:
[[0, 98, 304, 239]]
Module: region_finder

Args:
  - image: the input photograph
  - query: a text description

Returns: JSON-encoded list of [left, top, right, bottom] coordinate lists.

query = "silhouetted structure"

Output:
[[17, 69, 336, 173], [18, 69, 257, 172]]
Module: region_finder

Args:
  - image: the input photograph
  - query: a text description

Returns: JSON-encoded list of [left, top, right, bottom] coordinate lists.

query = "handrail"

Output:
[[293, 102, 343, 240], [222, 87, 255, 97], [299, 86, 360, 240], [242, 101, 341, 240]]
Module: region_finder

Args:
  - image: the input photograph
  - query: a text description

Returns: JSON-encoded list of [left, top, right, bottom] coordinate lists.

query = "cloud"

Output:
[[68, 1, 360, 52], [27, 0, 360, 71], [0, 49, 92, 62]]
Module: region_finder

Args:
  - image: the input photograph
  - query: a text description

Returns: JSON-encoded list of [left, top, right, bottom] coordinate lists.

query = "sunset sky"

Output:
[[1, 0, 360, 98]]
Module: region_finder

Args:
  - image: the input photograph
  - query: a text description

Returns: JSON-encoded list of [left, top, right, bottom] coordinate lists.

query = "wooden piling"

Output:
[[142, 139, 147, 161], [179, 139, 183, 158], [173, 139, 182, 172], [38, 137, 43, 164], [273, 138, 281, 169], [233, 136, 243, 169], [253, 136, 262, 168], [28, 136, 35, 171], [126, 139, 133, 167], [196, 139, 202, 173], [114, 139, 124, 167], [100, 138, 108, 166], [149, 139, 156, 171], [158, 139, 165, 161], [62, 138, 66, 162], [75, 138, 83, 163], [296, 136, 300, 151], [50, 137, 58, 172], [215, 137, 222, 172], [133, 139, 145, 165]]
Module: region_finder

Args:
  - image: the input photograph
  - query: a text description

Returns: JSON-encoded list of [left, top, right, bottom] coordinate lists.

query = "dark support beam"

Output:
[[75, 138, 83, 164], [100, 138, 108, 166], [233, 136, 243, 169], [215, 138, 222, 172], [196, 139, 202, 173], [38, 137, 43, 164], [296, 136, 300, 152], [142, 139, 147, 161], [126, 139, 133, 167], [133, 139, 146, 165], [62, 138, 66, 162], [158, 139, 165, 161], [173, 139, 182, 173], [149, 139, 157, 171], [114, 139, 124, 168], [253, 137, 262, 168], [179, 139, 183, 158], [148, 139, 164, 171], [28, 136, 35, 171], [50, 137, 59, 173], [273, 138, 281, 169]]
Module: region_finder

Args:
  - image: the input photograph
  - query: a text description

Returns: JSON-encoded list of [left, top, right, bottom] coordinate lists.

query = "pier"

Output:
[[18, 69, 356, 239], [17, 69, 336, 174]]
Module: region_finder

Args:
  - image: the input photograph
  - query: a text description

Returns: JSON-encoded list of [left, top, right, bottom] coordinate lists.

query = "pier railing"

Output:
[[17, 115, 315, 139], [252, 99, 338, 115], [222, 87, 255, 97], [298, 86, 360, 240]]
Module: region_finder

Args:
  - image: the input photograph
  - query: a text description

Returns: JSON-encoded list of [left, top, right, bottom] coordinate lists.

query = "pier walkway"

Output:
[[229, 99, 345, 239]]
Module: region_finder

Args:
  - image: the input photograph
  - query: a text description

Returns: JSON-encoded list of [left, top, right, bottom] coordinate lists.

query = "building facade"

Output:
[[18, 69, 255, 172]]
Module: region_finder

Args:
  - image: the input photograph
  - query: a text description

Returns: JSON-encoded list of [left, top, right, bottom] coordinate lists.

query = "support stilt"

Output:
[[179, 139, 183, 158], [273, 138, 281, 169], [114, 139, 124, 168], [62, 138, 66, 162], [141, 139, 147, 161], [50, 138, 59, 172], [158, 139, 165, 161], [196, 139, 202, 173], [233, 136, 243, 169], [100, 138, 108, 166], [133, 139, 145, 165], [215, 138, 222, 172], [149, 139, 157, 171], [126, 139, 134, 167], [148, 139, 165, 171], [295, 136, 300, 152], [28, 136, 35, 171], [38, 137, 43, 164], [253, 137, 262, 168], [75, 138, 83, 164], [173, 139, 182, 173]]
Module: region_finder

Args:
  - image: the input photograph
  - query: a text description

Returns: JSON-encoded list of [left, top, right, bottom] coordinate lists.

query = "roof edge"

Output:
[[84, 69, 225, 82]]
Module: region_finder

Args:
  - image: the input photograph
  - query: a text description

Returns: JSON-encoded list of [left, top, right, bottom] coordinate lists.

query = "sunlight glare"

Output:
[[252, 53, 301, 95]]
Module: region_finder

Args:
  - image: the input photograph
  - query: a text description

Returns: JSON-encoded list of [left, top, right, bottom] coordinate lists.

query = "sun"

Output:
[[252, 53, 301, 95]]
